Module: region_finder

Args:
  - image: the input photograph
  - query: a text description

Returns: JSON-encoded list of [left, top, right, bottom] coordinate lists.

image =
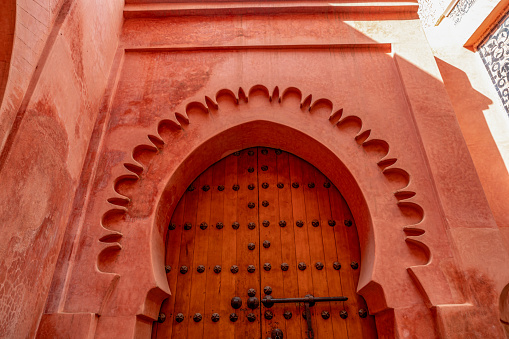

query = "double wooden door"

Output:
[[153, 148, 376, 338]]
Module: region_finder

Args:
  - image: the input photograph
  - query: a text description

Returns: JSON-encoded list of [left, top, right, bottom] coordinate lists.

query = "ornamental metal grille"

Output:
[[449, 0, 476, 25], [479, 11, 509, 117], [417, 0, 449, 28]]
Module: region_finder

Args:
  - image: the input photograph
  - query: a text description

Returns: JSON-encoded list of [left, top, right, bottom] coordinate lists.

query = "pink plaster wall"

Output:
[[0, 0, 61, 154], [0, 1, 508, 338], [435, 57, 509, 252], [0, 0, 15, 106], [0, 0, 123, 337], [50, 7, 508, 337]]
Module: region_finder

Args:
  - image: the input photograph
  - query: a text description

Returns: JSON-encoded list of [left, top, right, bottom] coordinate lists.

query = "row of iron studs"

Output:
[[188, 150, 330, 191], [189, 181, 331, 192], [159, 284, 368, 324], [162, 285, 368, 324], [234, 149, 277, 156], [165, 261, 359, 274], [169, 219, 353, 231], [160, 309, 368, 324]]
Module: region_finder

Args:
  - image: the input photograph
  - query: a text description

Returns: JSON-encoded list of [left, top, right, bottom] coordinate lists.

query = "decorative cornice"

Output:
[[124, 43, 392, 53], [124, 1, 419, 19]]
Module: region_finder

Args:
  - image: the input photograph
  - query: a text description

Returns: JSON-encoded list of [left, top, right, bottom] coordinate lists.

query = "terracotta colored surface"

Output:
[[1, 0, 64, 156], [422, 1, 509, 242], [436, 57, 509, 241], [55, 32, 504, 333], [0, 1, 505, 338], [0, 0, 123, 338], [36, 313, 97, 339], [427, 36, 509, 249], [422, 8, 509, 333], [43, 8, 508, 338], [0, 0, 15, 106]]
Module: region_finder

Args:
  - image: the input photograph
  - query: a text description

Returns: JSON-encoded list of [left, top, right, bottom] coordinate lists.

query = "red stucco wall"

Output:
[[0, 0, 15, 106], [0, 0, 123, 337], [0, 1, 508, 338]]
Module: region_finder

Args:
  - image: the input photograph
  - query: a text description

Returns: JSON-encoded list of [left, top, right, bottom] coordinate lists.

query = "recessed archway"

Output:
[[107, 88, 423, 336], [153, 146, 378, 338], [61, 86, 436, 338], [142, 123, 393, 337]]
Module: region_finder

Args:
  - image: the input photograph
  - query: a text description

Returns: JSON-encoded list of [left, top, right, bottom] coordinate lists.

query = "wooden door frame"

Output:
[[44, 86, 465, 338]]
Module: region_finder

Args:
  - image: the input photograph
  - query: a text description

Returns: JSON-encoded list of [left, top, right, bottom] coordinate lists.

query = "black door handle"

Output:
[[261, 294, 347, 308]]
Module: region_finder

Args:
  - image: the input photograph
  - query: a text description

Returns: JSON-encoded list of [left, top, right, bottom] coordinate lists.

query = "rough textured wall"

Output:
[[0, 0, 123, 337], [0, 0, 15, 106], [421, 0, 509, 256], [0, 0, 63, 156]]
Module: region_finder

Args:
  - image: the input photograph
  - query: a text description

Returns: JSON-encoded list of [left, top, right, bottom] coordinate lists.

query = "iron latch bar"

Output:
[[261, 294, 347, 307], [261, 295, 348, 339]]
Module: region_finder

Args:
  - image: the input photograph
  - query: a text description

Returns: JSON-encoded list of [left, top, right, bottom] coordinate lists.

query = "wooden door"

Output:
[[153, 148, 377, 339]]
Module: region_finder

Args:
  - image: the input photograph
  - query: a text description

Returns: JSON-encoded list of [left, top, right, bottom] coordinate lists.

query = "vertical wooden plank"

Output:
[[288, 154, 315, 339], [340, 198, 377, 338], [300, 159, 334, 338], [235, 148, 260, 338], [171, 177, 200, 338], [258, 148, 285, 338], [276, 151, 302, 339], [314, 171, 349, 338], [153, 193, 185, 338], [186, 167, 213, 338], [203, 160, 226, 336], [220, 154, 238, 339], [330, 186, 364, 338]]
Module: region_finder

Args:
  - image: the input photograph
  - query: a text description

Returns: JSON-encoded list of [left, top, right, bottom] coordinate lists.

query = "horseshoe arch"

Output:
[[94, 85, 430, 337]]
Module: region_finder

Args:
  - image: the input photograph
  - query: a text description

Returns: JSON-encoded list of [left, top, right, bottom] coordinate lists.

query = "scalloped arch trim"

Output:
[[98, 84, 430, 306]]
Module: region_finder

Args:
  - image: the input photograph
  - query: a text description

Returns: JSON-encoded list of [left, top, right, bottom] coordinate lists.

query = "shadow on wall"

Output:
[[434, 57, 493, 136], [435, 58, 509, 226], [435, 56, 509, 336], [435, 57, 509, 245], [0, 0, 15, 106]]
